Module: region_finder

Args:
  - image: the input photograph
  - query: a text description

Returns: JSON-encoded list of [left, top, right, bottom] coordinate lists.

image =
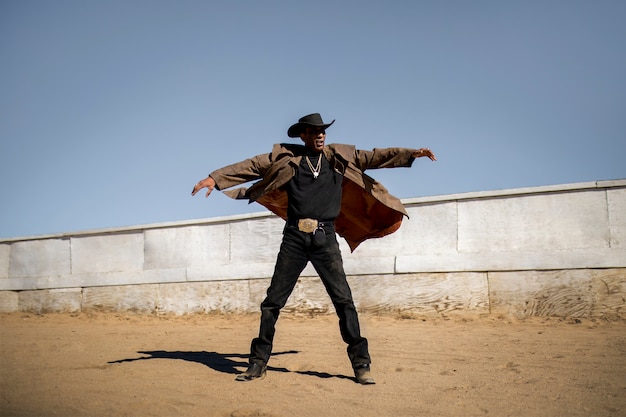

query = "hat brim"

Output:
[[288, 119, 335, 138]]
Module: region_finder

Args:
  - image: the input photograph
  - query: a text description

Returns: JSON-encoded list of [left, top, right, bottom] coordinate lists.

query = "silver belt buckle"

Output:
[[298, 218, 318, 233]]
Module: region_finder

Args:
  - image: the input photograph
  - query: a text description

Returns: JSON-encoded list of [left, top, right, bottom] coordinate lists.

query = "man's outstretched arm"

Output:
[[353, 146, 437, 171], [191, 152, 272, 199]]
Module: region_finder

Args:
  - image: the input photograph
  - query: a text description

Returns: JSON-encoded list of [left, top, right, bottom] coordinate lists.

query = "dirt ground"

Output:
[[1, 311, 625, 417]]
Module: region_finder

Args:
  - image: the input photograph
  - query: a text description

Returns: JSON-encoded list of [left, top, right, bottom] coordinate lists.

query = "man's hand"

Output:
[[191, 176, 216, 198], [412, 148, 437, 161]]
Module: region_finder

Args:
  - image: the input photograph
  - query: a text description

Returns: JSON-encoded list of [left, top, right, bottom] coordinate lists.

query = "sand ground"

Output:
[[1, 312, 625, 417]]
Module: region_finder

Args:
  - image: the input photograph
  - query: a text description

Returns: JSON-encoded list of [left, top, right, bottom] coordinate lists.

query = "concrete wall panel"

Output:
[[65, 271, 149, 288], [0, 277, 38, 291], [71, 233, 144, 274], [0, 270, 176, 291], [0, 244, 10, 279], [229, 217, 283, 263], [608, 188, 626, 248], [458, 190, 609, 253], [342, 256, 397, 275], [187, 262, 276, 281], [9, 239, 70, 278], [345, 202, 458, 258], [396, 248, 626, 273], [144, 225, 230, 270], [143, 268, 187, 284]]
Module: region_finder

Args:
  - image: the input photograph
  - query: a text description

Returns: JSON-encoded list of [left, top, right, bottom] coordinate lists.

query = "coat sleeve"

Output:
[[209, 153, 272, 191], [353, 147, 416, 171]]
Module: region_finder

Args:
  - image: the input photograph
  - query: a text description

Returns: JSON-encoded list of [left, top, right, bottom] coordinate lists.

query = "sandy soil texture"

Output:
[[1, 312, 625, 417]]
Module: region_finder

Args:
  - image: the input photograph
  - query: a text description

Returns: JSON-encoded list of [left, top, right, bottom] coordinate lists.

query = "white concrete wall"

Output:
[[1, 180, 624, 318]]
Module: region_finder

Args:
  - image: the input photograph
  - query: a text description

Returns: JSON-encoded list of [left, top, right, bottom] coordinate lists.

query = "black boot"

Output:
[[235, 362, 267, 382], [354, 364, 376, 385]]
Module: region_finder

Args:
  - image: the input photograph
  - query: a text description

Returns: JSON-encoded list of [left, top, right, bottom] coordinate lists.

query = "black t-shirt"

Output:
[[285, 151, 343, 221]]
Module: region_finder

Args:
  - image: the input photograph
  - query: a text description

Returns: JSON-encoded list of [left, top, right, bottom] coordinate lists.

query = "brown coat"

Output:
[[209, 143, 416, 251]]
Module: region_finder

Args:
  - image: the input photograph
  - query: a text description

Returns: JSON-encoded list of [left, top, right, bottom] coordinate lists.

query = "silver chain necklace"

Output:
[[305, 155, 322, 179]]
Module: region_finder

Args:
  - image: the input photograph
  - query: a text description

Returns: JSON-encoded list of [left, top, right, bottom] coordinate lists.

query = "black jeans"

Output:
[[249, 223, 371, 369]]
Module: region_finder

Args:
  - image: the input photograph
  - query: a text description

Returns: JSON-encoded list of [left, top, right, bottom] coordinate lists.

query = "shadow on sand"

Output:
[[108, 350, 355, 382]]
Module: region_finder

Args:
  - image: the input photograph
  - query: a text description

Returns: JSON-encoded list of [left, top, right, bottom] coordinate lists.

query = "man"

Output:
[[191, 113, 436, 384]]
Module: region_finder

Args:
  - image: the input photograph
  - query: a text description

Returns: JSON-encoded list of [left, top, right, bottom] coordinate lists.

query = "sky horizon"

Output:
[[1, 0, 625, 239]]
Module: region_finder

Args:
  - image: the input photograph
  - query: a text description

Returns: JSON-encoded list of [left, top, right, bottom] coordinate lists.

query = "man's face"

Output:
[[300, 126, 326, 153]]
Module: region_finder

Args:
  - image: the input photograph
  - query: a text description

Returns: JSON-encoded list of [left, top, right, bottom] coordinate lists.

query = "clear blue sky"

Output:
[[1, 0, 625, 239]]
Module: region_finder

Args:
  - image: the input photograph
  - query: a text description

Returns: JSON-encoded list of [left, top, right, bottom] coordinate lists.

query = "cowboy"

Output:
[[192, 113, 436, 384]]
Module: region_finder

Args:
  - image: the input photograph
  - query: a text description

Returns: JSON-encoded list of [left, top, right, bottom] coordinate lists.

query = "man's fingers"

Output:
[[412, 148, 437, 161], [191, 179, 215, 198], [421, 148, 436, 161], [191, 181, 205, 196]]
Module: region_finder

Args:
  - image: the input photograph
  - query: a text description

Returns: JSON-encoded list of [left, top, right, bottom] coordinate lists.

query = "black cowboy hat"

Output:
[[287, 113, 335, 138]]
